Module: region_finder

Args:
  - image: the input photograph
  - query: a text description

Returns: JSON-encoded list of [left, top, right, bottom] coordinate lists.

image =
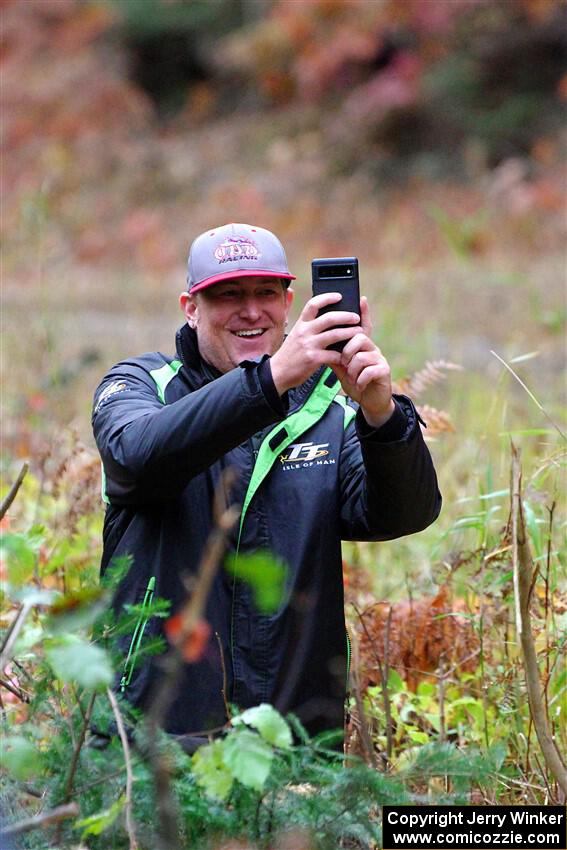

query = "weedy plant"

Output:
[[1, 354, 565, 849], [344, 359, 566, 806]]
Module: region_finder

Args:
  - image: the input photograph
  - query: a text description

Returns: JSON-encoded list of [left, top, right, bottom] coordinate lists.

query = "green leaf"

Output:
[[191, 740, 234, 800], [0, 736, 40, 780], [1, 531, 43, 586], [232, 703, 292, 749], [13, 623, 44, 655], [387, 669, 405, 692], [487, 741, 508, 771], [407, 728, 430, 744], [225, 551, 287, 614], [76, 795, 125, 838], [416, 681, 435, 697], [45, 635, 113, 690], [223, 728, 274, 791]]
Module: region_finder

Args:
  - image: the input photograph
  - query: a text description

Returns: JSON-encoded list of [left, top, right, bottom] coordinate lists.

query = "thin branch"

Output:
[[0, 802, 79, 838], [0, 462, 29, 520], [53, 691, 96, 844], [107, 687, 138, 850], [437, 657, 446, 744], [0, 602, 34, 672], [71, 683, 89, 725], [491, 351, 566, 441], [352, 603, 393, 760], [346, 628, 376, 768], [382, 606, 393, 760], [0, 675, 31, 702], [144, 468, 239, 850], [60, 692, 96, 805], [510, 443, 567, 797]]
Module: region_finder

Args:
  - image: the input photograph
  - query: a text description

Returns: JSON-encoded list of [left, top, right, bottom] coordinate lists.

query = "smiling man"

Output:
[[92, 222, 441, 751]]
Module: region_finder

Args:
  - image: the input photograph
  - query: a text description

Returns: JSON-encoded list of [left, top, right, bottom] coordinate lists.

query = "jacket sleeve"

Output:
[[338, 395, 442, 541], [92, 359, 283, 505]]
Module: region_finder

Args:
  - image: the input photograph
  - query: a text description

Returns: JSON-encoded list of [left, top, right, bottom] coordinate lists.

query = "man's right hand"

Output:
[[270, 293, 362, 395]]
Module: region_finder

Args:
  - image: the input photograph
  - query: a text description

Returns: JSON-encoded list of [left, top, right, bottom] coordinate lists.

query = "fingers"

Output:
[[341, 331, 379, 361], [339, 331, 391, 390], [342, 349, 377, 384], [354, 361, 391, 392], [301, 292, 343, 321], [359, 296, 373, 337]]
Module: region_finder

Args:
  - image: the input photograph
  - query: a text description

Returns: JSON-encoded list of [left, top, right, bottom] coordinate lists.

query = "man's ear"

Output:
[[285, 286, 294, 314], [179, 291, 198, 328]]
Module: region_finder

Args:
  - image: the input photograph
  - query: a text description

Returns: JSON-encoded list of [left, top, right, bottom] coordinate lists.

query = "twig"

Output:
[[57, 692, 96, 826], [0, 461, 29, 520], [437, 657, 446, 744], [144, 469, 239, 850], [510, 443, 567, 797], [491, 351, 567, 441], [0, 601, 34, 672], [496, 772, 547, 793], [52, 690, 96, 844], [0, 802, 79, 838], [347, 628, 376, 768], [543, 503, 555, 720], [352, 603, 393, 761], [0, 675, 31, 702], [107, 687, 138, 850], [71, 683, 89, 725], [382, 606, 393, 759]]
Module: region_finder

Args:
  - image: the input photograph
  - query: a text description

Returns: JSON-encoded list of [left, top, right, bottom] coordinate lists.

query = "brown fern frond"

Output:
[[416, 404, 456, 436], [393, 360, 463, 398]]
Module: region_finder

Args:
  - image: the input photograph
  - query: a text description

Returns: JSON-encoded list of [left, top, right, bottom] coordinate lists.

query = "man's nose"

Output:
[[239, 297, 262, 321]]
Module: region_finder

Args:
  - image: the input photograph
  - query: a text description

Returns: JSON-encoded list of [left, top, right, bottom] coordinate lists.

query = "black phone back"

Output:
[[312, 257, 360, 351]]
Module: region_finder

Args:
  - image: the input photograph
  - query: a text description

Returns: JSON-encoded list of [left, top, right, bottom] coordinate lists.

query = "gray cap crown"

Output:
[[187, 223, 296, 293]]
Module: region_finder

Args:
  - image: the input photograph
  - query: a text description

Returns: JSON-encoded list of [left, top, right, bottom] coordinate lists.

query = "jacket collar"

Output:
[[175, 323, 325, 411], [175, 324, 222, 389]]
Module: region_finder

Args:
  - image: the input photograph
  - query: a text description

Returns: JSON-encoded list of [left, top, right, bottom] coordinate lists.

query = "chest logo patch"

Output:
[[279, 442, 335, 470]]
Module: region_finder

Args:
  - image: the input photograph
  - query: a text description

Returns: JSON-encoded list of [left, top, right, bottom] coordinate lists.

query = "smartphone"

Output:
[[311, 257, 360, 352]]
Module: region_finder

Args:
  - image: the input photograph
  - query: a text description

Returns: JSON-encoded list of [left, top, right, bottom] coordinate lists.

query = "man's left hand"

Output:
[[332, 296, 395, 429]]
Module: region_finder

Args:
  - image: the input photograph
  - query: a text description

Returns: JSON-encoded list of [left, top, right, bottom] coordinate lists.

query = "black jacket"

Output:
[[92, 324, 441, 741]]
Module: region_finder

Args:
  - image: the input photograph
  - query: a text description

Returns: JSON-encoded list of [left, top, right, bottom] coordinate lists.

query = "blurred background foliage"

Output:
[[2, 0, 565, 595], [3, 0, 565, 428], [2, 0, 566, 515], [0, 0, 564, 545]]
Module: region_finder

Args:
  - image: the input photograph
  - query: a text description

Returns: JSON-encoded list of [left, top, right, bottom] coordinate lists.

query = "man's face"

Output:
[[180, 276, 294, 374]]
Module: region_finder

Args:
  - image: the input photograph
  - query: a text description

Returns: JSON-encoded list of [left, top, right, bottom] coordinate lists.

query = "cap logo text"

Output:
[[214, 237, 260, 265]]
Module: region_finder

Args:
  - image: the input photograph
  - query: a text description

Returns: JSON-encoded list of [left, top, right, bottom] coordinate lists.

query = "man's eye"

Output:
[[219, 290, 239, 298], [259, 289, 278, 297]]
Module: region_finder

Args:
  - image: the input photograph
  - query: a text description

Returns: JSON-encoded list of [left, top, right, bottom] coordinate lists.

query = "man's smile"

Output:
[[232, 329, 267, 337]]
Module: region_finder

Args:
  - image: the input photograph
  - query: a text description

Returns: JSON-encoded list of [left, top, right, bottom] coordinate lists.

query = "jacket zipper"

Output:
[[120, 576, 156, 693]]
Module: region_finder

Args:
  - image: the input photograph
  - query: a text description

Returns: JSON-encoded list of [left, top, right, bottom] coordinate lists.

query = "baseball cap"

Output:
[[187, 223, 296, 293]]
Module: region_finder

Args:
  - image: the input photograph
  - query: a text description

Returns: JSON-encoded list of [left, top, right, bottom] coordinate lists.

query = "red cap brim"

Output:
[[190, 269, 296, 294]]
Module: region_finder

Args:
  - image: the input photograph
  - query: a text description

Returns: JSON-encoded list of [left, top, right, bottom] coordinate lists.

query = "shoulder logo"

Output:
[[214, 236, 260, 265], [94, 380, 129, 413]]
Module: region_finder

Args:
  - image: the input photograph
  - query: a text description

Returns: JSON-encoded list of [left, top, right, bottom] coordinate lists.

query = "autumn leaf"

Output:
[[164, 614, 211, 663]]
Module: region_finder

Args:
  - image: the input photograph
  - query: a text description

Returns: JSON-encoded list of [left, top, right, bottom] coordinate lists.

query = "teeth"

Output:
[[235, 329, 265, 337]]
